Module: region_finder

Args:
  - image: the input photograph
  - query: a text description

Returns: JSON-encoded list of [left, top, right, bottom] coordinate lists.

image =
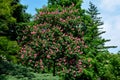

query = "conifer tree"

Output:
[[84, 2, 116, 56], [0, 0, 31, 40], [0, 0, 31, 62]]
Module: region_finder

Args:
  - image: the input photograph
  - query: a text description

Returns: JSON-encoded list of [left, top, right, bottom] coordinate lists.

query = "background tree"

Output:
[[83, 2, 116, 56], [48, 0, 83, 8], [0, 0, 16, 36], [82, 2, 105, 56], [0, 0, 31, 62], [0, 0, 31, 39], [80, 2, 118, 80], [10, 0, 31, 40], [0, 0, 17, 62]]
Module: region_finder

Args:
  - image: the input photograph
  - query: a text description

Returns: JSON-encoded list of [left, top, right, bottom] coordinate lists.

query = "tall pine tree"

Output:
[[84, 2, 116, 56]]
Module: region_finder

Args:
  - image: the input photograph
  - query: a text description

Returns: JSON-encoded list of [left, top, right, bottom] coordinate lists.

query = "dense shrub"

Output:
[[0, 37, 20, 63], [0, 60, 60, 80]]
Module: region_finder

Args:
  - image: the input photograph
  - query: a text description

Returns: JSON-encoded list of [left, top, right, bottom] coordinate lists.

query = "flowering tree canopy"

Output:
[[18, 5, 92, 79]]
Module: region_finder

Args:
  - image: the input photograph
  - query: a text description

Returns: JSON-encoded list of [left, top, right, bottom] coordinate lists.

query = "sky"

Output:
[[21, 0, 120, 53]]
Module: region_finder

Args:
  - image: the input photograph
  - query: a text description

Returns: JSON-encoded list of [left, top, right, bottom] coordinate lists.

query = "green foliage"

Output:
[[0, 74, 61, 80], [0, 0, 31, 39], [18, 4, 92, 80], [92, 52, 120, 80], [0, 60, 60, 80], [84, 2, 105, 54], [75, 52, 120, 80], [0, 0, 31, 62], [0, 36, 20, 62], [108, 54, 120, 80], [86, 2, 103, 26], [1, 0, 119, 80], [17, 1, 119, 80], [0, 0, 16, 33], [31, 73, 61, 80], [82, 2, 116, 57], [48, 0, 83, 8], [0, 60, 34, 79], [10, 0, 31, 40]]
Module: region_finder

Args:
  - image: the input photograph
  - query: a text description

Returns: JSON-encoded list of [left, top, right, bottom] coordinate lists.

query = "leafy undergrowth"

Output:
[[0, 61, 61, 80], [0, 74, 61, 80]]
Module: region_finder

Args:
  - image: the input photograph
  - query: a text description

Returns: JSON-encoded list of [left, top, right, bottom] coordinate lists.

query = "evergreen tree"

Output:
[[0, 0, 31, 40], [86, 2, 103, 26], [84, 2, 116, 55], [0, 0, 16, 36], [0, 0, 31, 62], [81, 2, 117, 79], [10, 0, 31, 40]]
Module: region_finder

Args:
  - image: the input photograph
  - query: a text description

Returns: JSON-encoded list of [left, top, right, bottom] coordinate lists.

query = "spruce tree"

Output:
[[84, 2, 116, 56]]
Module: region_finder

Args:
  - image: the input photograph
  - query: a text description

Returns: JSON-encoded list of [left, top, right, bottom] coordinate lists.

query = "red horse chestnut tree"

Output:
[[18, 5, 91, 79]]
